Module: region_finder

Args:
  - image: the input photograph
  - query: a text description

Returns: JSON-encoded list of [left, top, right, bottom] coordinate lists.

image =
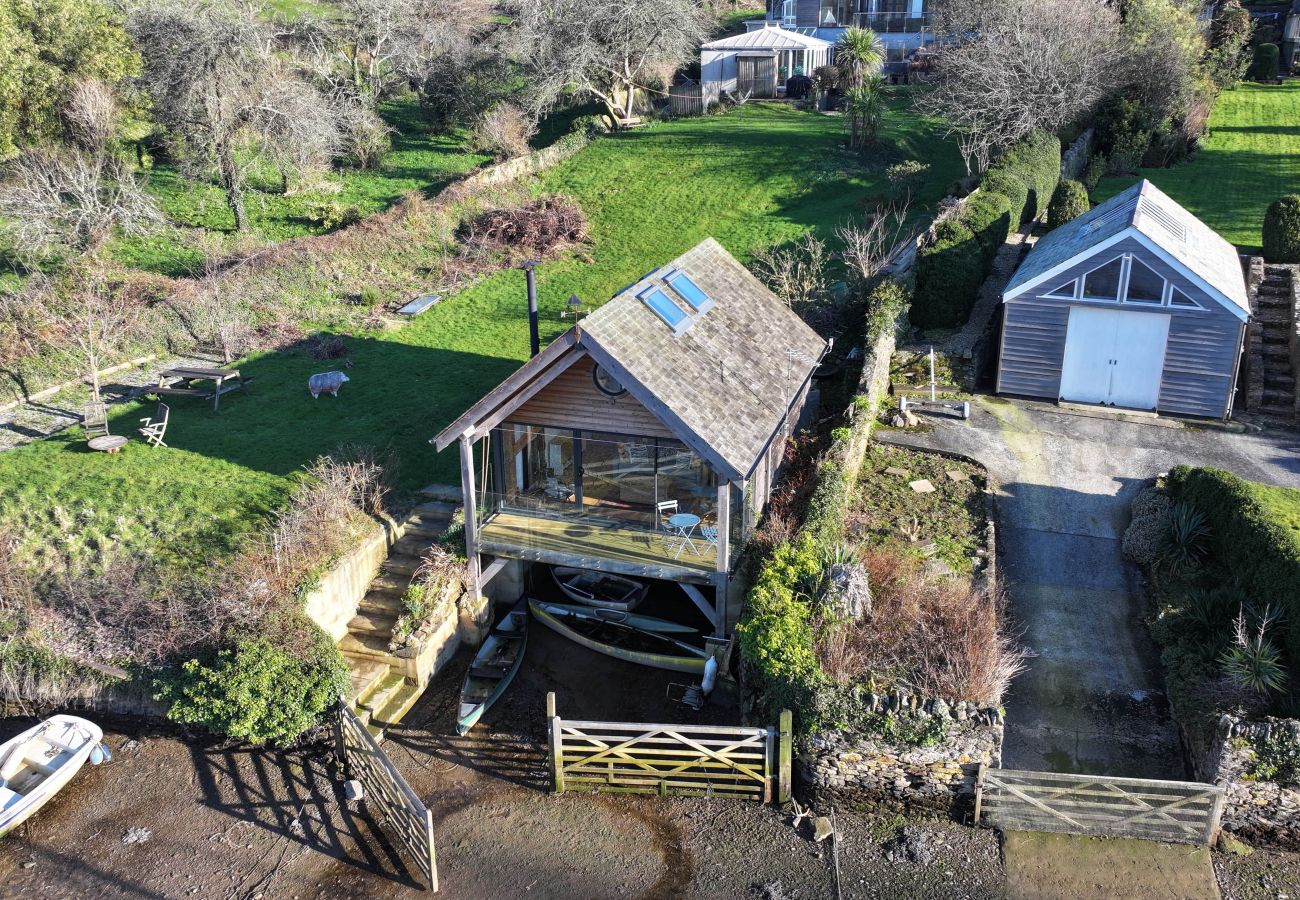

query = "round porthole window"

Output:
[[593, 364, 626, 397]]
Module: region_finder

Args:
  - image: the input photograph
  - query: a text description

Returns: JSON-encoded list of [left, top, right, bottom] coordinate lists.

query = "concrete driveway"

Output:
[[883, 397, 1300, 779]]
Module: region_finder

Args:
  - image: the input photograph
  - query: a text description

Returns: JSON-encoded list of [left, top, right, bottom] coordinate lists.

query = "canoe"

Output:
[[552, 566, 647, 612], [456, 599, 528, 735], [537, 602, 698, 635], [0, 715, 111, 838], [530, 599, 707, 675]]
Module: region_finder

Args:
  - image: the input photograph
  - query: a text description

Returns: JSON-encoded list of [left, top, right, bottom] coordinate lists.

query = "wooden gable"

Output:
[[511, 355, 677, 440]]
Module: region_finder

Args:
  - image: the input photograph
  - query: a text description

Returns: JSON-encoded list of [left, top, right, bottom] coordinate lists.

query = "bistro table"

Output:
[[667, 512, 702, 559], [88, 435, 128, 454], [150, 366, 251, 412]]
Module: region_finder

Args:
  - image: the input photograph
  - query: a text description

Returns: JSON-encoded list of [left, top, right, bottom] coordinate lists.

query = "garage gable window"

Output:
[[1170, 287, 1203, 309], [1082, 257, 1125, 301], [1045, 278, 1080, 300], [1124, 258, 1166, 305]]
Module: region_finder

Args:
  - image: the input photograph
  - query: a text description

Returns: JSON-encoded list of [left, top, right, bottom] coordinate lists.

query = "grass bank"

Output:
[[0, 100, 963, 567], [1094, 82, 1300, 253]]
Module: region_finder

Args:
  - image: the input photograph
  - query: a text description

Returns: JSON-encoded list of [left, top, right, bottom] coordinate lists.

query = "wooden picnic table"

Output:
[[151, 366, 251, 411]]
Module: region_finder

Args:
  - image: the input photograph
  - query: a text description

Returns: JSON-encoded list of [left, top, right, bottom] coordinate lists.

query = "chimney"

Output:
[[522, 260, 540, 357]]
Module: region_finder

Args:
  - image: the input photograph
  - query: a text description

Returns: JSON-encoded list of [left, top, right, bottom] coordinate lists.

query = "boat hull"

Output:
[[552, 567, 647, 612], [455, 600, 528, 735], [530, 599, 707, 675], [0, 715, 103, 839]]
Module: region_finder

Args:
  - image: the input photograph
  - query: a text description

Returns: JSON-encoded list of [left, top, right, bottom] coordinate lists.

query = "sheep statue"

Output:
[[308, 371, 350, 398]]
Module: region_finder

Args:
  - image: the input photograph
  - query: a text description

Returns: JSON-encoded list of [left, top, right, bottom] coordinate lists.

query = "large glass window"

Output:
[[1124, 258, 1166, 304]]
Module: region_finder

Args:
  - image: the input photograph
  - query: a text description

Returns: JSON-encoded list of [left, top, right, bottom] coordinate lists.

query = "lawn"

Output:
[[1250, 481, 1300, 544], [0, 99, 964, 567], [1093, 81, 1300, 253], [110, 99, 490, 277]]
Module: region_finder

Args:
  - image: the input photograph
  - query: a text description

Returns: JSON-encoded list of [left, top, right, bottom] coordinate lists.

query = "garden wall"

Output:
[[1204, 715, 1300, 848], [303, 518, 397, 642], [800, 696, 1004, 817]]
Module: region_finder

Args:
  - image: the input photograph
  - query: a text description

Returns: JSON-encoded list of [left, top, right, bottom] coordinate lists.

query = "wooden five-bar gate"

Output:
[[336, 701, 439, 891], [977, 766, 1226, 846], [546, 693, 792, 803]]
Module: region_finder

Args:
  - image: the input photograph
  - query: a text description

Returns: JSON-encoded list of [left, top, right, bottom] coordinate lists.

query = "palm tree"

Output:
[[836, 26, 885, 91], [844, 74, 887, 150]]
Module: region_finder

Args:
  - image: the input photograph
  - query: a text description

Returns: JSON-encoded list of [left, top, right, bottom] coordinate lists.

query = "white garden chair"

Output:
[[138, 402, 169, 448]]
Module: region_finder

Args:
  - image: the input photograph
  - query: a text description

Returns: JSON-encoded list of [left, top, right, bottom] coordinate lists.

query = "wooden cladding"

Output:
[[336, 701, 439, 891], [977, 767, 1226, 846], [513, 357, 676, 440], [545, 693, 790, 802]]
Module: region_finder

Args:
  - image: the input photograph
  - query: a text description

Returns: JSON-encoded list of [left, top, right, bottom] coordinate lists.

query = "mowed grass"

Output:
[[0, 100, 963, 565], [1251, 481, 1300, 546], [1094, 82, 1300, 253], [111, 99, 490, 276]]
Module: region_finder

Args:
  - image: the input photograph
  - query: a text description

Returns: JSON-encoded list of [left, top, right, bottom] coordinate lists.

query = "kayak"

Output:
[[536, 602, 698, 635], [530, 599, 707, 675]]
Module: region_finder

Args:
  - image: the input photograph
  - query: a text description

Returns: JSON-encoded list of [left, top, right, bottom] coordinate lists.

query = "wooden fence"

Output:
[[977, 766, 1226, 846], [546, 693, 791, 802], [336, 701, 439, 891], [669, 83, 708, 117]]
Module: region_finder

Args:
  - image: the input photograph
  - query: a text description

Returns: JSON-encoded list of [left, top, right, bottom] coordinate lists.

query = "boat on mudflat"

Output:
[[0, 715, 111, 838], [530, 598, 707, 675], [551, 566, 647, 612], [456, 599, 529, 735]]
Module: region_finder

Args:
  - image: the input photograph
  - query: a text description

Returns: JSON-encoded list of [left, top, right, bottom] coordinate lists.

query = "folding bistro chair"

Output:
[[138, 402, 169, 448], [82, 401, 109, 438]]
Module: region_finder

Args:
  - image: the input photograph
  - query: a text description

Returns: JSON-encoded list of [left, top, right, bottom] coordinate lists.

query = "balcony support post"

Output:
[[460, 434, 482, 600]]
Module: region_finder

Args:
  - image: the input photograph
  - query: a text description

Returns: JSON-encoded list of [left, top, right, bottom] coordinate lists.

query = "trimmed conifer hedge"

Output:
[[1263, 195, 1300, 263]]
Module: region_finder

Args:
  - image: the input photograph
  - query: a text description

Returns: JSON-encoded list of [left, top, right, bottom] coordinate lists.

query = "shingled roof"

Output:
[[1004, 179, 1249, 317], [433, 238, 827, 481]]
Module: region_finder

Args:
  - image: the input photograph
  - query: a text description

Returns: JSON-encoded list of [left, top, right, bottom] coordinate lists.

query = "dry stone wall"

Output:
[[1205, 715, 1300, 848], [800, 697, 1004, 817]]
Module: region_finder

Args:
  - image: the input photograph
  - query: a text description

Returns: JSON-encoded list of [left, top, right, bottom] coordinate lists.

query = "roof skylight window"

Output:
[[639, 286, 691, 333], [665, 271, 714, 313]]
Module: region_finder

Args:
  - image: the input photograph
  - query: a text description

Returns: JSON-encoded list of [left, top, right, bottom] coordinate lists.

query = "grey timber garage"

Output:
[[997, 180, 1249, 419]]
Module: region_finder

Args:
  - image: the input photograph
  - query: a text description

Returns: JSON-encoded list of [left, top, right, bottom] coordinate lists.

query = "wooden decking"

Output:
[[478, 510, 717, 583]]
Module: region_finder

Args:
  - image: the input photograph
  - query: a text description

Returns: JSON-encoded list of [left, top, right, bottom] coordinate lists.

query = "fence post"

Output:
[[334, 696, 347, 775], [973, 762, 987, 827], [778, 709, 793, 804], [424, 808, 440, 893], [547, 692, 564, 794], [1206, 787, 1227, 846]]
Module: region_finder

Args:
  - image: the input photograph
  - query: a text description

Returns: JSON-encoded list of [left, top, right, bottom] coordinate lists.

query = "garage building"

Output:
[[997, 179, 1249, 420]]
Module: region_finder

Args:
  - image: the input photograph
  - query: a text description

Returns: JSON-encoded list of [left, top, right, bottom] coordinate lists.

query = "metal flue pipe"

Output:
[[522, 260, 540, 357]]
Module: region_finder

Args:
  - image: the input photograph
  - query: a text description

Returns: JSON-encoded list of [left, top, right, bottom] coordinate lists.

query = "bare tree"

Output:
[[129, 2, 341, 232], [62, 79, 119, 154], [510, 0, 714, 124], [916, 0, 1123, 173], [835, 202, 909, 291], [0, 149, 161, 259], [751, 234, 831, 311], [44, 272, 140, 405], [301, 0, 493, 104]]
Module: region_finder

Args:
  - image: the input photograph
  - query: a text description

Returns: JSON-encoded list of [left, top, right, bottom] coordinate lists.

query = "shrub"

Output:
[[1160, 502, 1211, 575], [1262, 195, 1300, 263], [864, 278, 909, 344], [911, 217, 984, 330], [1250, 731, 1300, 785], [1168, 466, 1300, 668], [1252, 43, 1280, 83], [1046, 180, 1090, 229], [155, 620, 348, 745], [962, 190, 1013, 260], [304, 201, 362, 231], [979, 171, 1028, 226], [470, 102, 537, 161]]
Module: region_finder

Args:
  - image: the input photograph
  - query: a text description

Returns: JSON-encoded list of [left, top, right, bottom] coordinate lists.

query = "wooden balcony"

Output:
[[477, 510, 719, 584]]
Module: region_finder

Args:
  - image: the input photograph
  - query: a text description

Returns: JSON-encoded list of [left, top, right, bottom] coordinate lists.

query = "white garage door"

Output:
[[1059, 307, 1170, 410]]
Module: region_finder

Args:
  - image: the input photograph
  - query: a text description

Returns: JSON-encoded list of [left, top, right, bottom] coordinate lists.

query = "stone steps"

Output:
[[339, 631, 393, 660], [347, 609, 399, 636], [346, 656, 391, 705], [418, 483, 463, 503], [358, 587, 405, 616]]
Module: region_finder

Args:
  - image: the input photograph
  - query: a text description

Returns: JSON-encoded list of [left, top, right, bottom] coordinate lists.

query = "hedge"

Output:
[[1253, 43, 1280, 83], [1263, 195, 1300, 263], [1167, 465, 1300, 668], [979, 170, 1028, 226], [1047, 180, 1090, 230], [984, 130, 1061, 223], [912, 217, 986, 329], [964, 189, 1014, 259]]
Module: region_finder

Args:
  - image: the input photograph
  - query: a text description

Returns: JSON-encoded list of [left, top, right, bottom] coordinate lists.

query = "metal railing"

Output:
[[852, 12, 933, 33]]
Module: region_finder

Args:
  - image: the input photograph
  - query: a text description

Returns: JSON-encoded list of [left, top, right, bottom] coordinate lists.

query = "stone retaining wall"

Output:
[[1060, 128, 1094, 181], [1205, 714, 1300, 848], [800, 696, 1004, 817], [302, 518, 397, 642]]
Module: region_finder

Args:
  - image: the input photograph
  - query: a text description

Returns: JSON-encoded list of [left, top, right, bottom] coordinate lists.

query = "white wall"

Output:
[[701, 49, 736, 96]]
